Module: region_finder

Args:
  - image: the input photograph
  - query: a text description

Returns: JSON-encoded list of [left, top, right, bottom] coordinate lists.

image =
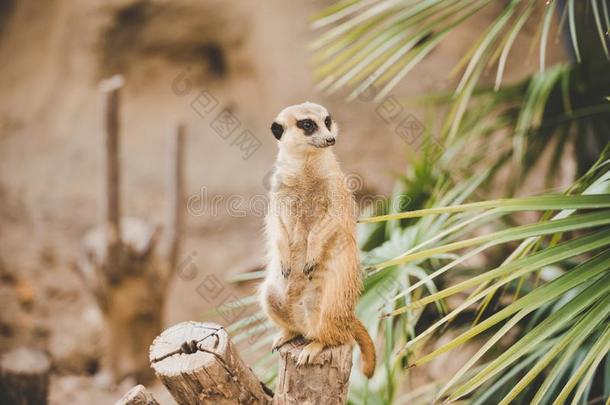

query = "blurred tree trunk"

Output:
[[77, 76, 187, 383]]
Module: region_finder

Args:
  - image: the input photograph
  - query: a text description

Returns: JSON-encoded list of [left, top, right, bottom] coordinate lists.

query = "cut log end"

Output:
[[0, 347, 51, 405], [150, 322, 272, 405]]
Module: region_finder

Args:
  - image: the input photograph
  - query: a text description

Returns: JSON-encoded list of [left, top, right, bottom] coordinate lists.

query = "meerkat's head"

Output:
[[270, 102, 338, 154]]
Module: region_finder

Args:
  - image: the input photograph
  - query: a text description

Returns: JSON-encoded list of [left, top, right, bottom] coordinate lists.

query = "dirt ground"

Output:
[[0, 1, 564, 403]]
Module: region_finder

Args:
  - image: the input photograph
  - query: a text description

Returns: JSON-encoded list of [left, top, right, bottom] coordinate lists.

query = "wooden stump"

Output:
[[0, 347, 51, 405], [274, 338, 352, 405], [150, 322, 272, 405], [115, 384, 160, 405]]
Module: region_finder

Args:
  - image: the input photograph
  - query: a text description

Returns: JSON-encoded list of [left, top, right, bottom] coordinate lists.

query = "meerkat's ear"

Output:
[[271, 122, 284, 140]]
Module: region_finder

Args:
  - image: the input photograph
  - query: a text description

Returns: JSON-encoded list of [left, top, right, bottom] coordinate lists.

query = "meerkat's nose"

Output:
[[325, 137, 336, 146]]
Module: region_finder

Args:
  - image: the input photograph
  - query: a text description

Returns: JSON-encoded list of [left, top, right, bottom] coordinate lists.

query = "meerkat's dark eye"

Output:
[[296, 118, 318, 136], [324, 115, 332, 130]]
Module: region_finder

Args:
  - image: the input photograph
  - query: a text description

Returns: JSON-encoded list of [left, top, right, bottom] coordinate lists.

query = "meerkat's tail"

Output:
[[353, 318, 376, 378]]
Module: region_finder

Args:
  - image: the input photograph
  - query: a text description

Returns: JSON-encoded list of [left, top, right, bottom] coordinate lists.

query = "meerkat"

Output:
[[259, 102, 376, 378]]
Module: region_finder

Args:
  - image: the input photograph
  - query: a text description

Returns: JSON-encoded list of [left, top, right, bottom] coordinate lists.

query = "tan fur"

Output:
[[259, 102, 376, 378]]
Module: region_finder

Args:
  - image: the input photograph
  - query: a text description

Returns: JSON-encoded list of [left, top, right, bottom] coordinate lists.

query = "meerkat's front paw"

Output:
[[296, 341, 325, 367], [281, 262, 291, 278], [303, 262, 316, 279]]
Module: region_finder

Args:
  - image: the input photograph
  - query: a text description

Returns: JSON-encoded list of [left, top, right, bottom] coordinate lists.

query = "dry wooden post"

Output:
[[100, 74, 124, 283], [163, 122, 186, 273], [0, 347, 51, 405], [150, 322, 273, 405], [274, 338, 352, 405], [115, 384, 160, 405], [76, 76, 188, 383]]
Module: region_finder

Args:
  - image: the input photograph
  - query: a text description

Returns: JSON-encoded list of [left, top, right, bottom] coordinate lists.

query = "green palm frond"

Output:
[[367, 151, 610, 404], [311, 0, 609, 98]]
